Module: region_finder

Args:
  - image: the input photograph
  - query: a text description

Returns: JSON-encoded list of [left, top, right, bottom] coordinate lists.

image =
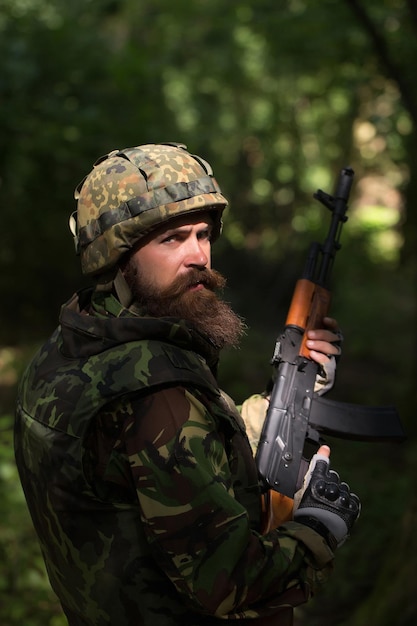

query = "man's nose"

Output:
[[184, 239, 210, 268]]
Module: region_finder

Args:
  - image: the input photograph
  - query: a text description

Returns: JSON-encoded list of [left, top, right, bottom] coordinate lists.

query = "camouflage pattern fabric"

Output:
[[15, 290, 334, 625], [74, 143, 228, 276]]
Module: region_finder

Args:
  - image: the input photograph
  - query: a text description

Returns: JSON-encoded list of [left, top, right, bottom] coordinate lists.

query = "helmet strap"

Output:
[[113, 269, 134, 309], [94, 268, 134, 310]]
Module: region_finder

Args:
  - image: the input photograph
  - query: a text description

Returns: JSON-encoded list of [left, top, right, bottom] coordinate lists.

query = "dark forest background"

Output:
[[0, 1, 416, 624]]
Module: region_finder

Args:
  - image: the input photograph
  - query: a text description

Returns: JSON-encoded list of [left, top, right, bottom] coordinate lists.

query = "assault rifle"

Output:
[[255, 167, 405, 530]]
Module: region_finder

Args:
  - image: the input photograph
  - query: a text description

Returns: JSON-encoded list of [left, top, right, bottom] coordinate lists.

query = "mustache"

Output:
[[158, 268, 226, 300]]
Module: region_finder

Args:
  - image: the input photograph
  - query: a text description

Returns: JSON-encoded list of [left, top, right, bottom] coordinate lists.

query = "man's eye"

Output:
[[199, 229, 212, 241], [161, 234, 178, 243]]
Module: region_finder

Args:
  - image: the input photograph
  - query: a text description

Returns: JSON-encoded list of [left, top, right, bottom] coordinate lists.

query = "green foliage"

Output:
[[0, 0, 416, 623], [0, 414, 66, 625]]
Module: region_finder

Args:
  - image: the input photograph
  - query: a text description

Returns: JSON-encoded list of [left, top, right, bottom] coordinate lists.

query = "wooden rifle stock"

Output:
[[285, 278, 332, 359], [261, 490, 294, 533]]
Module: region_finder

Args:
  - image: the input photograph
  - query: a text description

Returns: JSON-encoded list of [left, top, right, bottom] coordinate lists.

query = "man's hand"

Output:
[[293, 445, 360, 549], [304, 317, 343, 395], [306, 316, 343, 366]]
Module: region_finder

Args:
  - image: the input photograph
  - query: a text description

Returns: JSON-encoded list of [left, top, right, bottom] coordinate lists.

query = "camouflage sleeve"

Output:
[[122, 386, 334, 619]]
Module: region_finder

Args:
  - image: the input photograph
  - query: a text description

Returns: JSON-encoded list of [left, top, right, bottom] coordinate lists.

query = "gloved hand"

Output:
[[293, 445, 360, 550]]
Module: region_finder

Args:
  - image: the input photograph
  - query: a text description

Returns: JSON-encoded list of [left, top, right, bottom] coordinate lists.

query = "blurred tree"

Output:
[[0, 0, 415, 624]]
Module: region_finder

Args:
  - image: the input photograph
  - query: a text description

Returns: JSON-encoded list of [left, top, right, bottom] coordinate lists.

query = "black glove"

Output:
[[293, 453, 360, 550]]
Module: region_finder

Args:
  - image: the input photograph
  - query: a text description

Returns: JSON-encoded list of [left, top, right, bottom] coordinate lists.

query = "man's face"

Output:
[[122, 211, 245, 349], [126, 212, 213, 292]]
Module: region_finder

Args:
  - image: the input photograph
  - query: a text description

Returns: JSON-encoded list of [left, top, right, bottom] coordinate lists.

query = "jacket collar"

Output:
[[59, 289, 220, 374]]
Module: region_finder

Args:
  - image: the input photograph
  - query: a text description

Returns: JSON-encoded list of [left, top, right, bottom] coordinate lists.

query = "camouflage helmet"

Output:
[[71, 142, 228, 276]]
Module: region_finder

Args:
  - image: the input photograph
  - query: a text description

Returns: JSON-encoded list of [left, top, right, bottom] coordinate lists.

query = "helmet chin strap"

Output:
[[94, 268, 134, 310], [114, 269, 134, 309]]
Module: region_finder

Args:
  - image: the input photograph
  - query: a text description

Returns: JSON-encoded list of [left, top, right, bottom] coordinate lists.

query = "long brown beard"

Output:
[[123, 264, 246, 349]]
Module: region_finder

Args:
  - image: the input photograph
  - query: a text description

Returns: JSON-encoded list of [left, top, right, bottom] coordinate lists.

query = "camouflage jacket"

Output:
[[15, 289, 334, 626]]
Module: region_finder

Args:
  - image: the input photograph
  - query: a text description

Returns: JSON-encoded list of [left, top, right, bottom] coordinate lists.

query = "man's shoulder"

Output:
[[113, 338, 219, 394]]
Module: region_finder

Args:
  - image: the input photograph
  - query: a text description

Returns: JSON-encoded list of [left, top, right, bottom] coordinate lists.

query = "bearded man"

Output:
[[14, 143, 359, 626]]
